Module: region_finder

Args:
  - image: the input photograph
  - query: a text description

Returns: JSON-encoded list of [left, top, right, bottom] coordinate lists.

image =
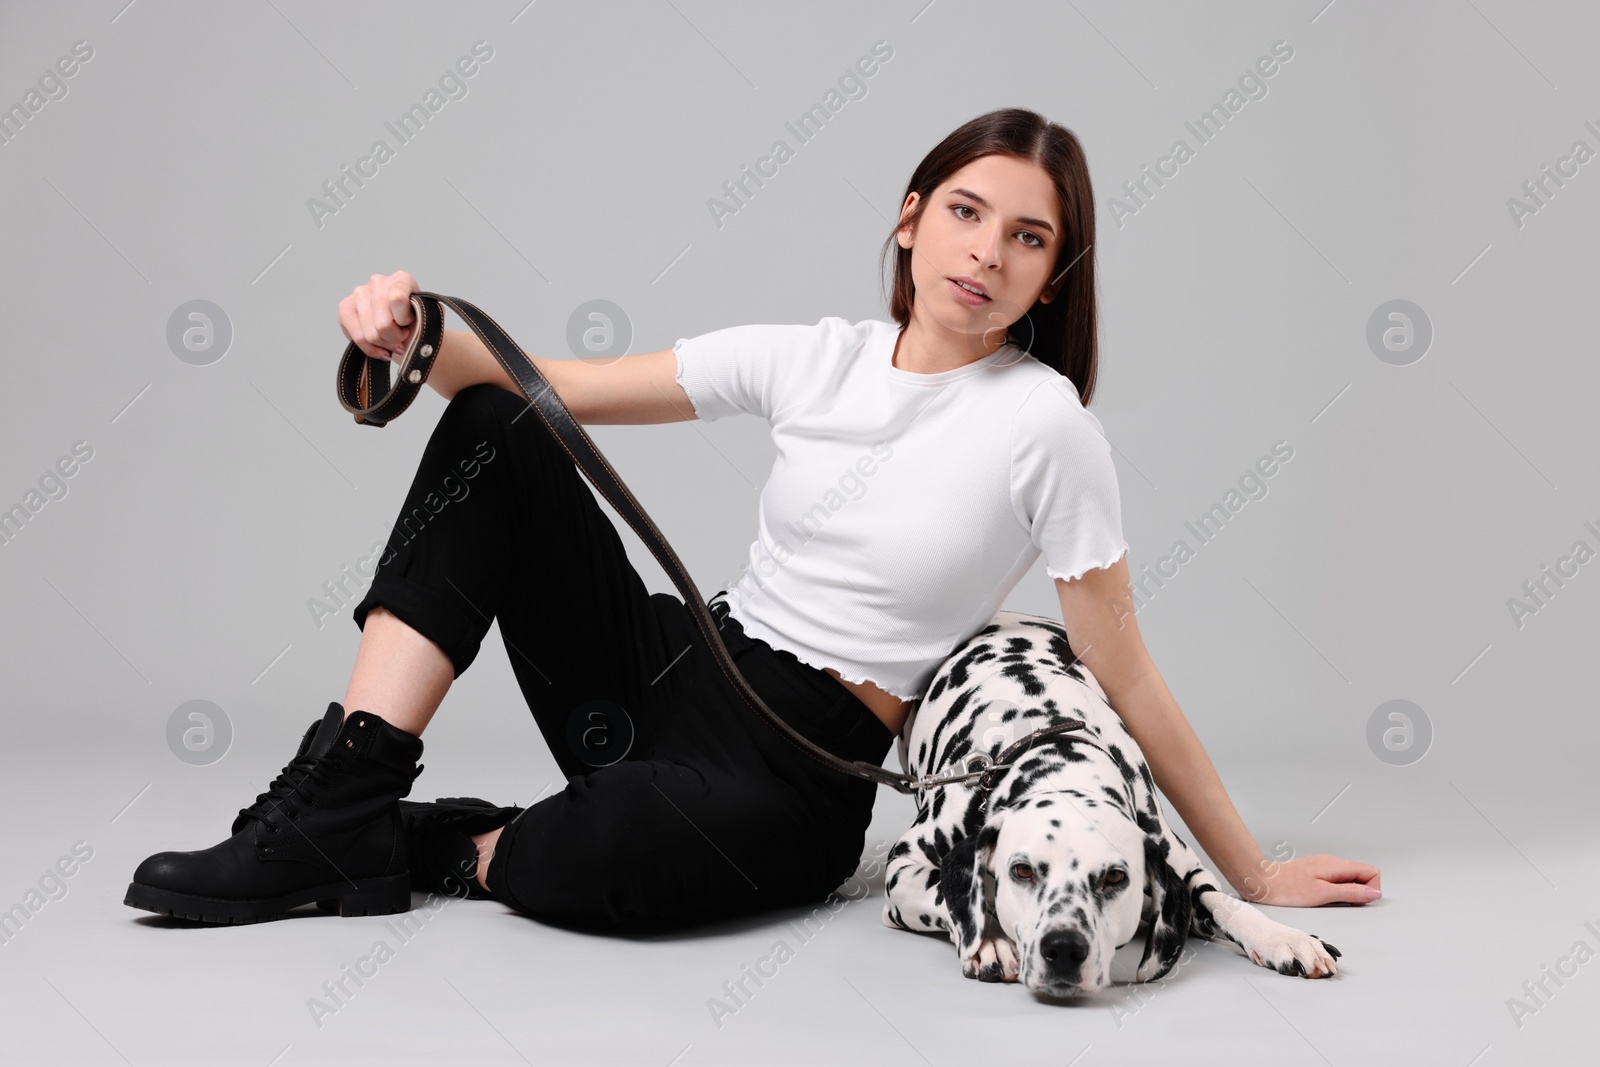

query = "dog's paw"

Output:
[[1242, 925, 1341, 979], [960, 935, 1020, 983]]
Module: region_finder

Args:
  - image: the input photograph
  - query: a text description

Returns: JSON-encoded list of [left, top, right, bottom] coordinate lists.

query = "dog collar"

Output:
[[910, 717, 1098, 799]]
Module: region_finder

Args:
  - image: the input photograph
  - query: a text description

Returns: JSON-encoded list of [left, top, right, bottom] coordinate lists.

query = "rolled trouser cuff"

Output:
[[352, 574, 485, 679]]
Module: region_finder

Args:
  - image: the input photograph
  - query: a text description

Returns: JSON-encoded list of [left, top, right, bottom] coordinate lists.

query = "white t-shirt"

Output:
[[672, 316, 1127, 701]]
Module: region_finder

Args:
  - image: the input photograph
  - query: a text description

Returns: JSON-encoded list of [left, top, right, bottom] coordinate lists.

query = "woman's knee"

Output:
[[443, 382, 568, 472], [443, 381, 520, 432]]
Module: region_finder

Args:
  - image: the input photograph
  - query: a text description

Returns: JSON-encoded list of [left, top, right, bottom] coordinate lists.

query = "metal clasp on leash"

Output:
[[906, 718, 1094, 797], [910, 752, 1013, 794]]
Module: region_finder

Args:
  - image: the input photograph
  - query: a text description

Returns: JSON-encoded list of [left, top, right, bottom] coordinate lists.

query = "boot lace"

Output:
[[237, 751, 347, 831]]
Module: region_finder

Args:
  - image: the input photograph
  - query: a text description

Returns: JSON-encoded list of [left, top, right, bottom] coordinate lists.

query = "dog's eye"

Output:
[[1010, 862, 1034, 881], [1103, 867, 1127, 886]]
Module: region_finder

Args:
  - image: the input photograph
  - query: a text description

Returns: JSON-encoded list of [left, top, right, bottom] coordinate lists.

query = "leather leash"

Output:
[[333, 292, 1090, 795]]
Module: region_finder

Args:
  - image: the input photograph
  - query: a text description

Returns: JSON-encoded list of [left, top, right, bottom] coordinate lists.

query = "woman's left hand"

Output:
[[1238, 854, 1382, 907]]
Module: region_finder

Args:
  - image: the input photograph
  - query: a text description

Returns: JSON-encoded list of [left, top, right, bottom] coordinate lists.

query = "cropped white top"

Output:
[[672, 316, 1127, 701]]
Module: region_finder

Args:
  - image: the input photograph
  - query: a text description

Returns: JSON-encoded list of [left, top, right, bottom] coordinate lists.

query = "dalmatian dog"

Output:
[[882, 610, 1342, 996]]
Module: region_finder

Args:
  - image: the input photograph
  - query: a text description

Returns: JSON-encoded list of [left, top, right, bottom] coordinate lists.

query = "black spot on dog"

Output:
[[940, 835, 985, 950], [929, 689, 977, 755], [1108, 744, 1139, 794], [956, 795, 988, 840]]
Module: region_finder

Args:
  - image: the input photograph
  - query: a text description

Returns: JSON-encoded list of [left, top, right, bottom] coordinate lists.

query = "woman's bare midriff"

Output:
[[824, 666, 913, 738]]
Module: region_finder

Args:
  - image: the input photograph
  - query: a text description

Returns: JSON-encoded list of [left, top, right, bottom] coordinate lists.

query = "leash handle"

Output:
[[335, 292, 922, 794]]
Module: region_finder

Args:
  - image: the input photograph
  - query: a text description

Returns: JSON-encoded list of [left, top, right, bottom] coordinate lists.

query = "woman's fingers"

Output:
[[339, 272, 421, 361], [1316, 854, 1381, 885], [340, 290, 388, 361], [367, 280, 400, 352], [1323, 879, 1383, 904], [367, 272, 419, 355], [386, 271, 417, 338], [1311, 854, 1382, 903], [1259, 855, 1383, 906], [353, 288, 386, 360]]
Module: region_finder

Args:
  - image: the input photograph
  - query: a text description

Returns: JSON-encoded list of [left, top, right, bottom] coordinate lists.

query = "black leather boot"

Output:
[[124, 702, 425, 924], [399, 796, 525, 901]]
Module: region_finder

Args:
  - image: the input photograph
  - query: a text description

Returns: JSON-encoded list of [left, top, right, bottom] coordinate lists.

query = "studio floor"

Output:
[[1, 737, 1592, 1067]]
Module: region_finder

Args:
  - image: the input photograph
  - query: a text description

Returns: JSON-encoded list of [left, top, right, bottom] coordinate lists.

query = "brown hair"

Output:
[[878, 107, 1101, 406]]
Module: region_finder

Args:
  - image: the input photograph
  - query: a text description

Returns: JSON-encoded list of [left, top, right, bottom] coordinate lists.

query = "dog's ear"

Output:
[[942, 817, 1000, 959], [1135, 833, 1194, 982]]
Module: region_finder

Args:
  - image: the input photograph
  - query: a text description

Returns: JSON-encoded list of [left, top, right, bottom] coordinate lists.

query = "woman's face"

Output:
[[897, 153, 1065, 354]]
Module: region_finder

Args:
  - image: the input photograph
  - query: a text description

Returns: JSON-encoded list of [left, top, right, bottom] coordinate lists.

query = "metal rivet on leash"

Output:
[[407, 368, 422, 383], [419, 344, 433, 358]]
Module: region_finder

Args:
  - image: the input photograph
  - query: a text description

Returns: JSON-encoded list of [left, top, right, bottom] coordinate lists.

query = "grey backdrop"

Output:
[[1, 1, 1594, 1064]]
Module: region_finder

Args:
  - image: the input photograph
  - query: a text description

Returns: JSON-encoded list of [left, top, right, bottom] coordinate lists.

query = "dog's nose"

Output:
[[1039, 929, 1091, 980]]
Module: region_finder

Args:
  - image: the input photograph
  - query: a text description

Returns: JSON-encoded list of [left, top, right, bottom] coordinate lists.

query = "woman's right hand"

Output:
[[338, 271, 421, 361]]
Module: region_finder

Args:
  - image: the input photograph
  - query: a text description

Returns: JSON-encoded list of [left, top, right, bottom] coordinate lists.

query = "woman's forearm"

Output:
[[427, 327, 517, 400], [1104, 668, 1268, 898]]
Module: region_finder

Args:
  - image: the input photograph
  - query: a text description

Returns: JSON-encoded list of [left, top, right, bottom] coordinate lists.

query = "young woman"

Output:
[[125, 107, 1378, 937]]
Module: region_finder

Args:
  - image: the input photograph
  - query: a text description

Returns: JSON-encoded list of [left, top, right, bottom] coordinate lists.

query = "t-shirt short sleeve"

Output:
[[1009, 375, 1129, 583], [672, 322, 813, 423]]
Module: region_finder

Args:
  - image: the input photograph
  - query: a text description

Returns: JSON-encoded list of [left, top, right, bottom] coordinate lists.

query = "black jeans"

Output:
[[351, 383, 895, 933]]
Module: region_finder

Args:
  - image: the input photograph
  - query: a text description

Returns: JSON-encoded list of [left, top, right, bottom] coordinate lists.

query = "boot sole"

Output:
[[123, 872, 412, 924]]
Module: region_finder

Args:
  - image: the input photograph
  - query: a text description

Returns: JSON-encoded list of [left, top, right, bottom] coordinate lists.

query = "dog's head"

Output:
[[943, 793, 1192, 996]]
